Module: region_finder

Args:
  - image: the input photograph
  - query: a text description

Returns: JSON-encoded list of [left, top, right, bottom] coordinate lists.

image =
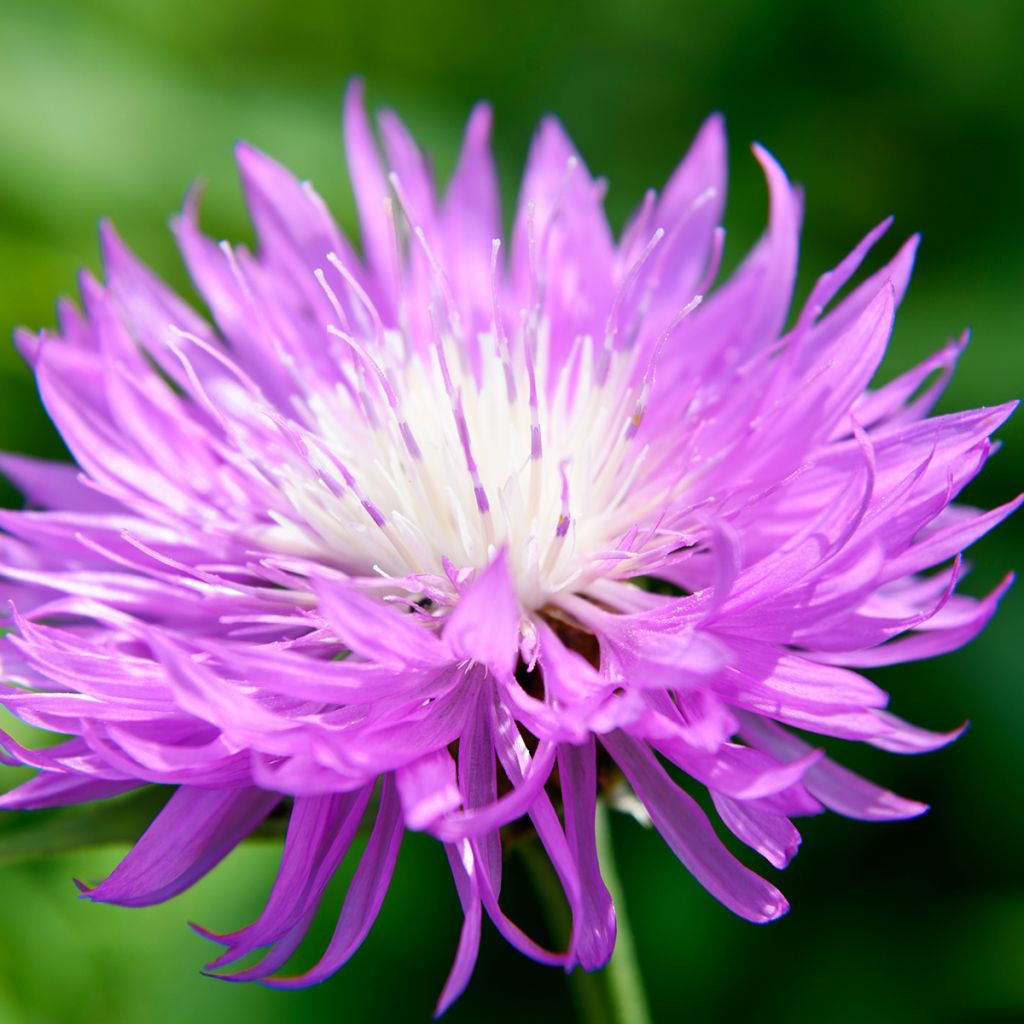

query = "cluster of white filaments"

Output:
[[238, 172, 712, 611]]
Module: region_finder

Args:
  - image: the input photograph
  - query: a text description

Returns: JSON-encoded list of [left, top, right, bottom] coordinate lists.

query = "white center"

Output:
[[246, 302, 686, 610]]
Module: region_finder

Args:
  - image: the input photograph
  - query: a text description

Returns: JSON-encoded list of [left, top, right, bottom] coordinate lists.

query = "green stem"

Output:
[[517, 803, 653, 1024], [595, 799, 653, 1024], [518, 837, 612, 1024]]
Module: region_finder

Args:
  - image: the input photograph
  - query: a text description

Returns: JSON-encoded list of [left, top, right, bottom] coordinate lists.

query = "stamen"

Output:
[[326, 325, 422, 460], [231, 147, 710, 611], [313, 266, 353, 333], [325, 252, 388, 349], [597, 227, 665, 383], [619, 188, 657, 265], [490, 239, 517, 404], [218, 242, 306, 390]]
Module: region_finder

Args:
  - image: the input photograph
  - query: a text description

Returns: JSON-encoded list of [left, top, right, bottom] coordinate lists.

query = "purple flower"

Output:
[[0, 80, 1018, 1012]]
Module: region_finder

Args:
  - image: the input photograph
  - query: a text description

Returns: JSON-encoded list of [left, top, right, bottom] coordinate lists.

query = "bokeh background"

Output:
[[0, 1, 1022, 1021]]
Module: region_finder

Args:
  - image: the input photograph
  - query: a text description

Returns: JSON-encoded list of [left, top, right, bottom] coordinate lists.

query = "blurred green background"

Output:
[[0, 1, 1021, 1021]]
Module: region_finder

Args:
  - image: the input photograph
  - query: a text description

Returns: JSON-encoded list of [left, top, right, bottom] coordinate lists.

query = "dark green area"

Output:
[[0, 1, 1021, 1021]]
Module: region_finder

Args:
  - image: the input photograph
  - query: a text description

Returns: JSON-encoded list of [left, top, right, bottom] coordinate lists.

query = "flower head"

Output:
[[0, 80, 1018, 1012]]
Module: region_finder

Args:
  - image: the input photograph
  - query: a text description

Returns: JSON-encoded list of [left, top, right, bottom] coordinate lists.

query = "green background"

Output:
[[0, 1, 1021, 1021]]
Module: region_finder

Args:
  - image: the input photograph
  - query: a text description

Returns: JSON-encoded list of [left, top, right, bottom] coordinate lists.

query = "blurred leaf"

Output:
[[0, 787, 171, 864], [0, 787, 292, 866]]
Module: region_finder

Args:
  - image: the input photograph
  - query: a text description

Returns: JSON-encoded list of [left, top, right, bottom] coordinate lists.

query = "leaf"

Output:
[[0, 787, 172, 865], [0, 787, 290, 865]]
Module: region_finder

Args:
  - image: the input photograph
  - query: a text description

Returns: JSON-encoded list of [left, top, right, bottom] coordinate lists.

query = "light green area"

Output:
[[0, 1, 1021, 1021]]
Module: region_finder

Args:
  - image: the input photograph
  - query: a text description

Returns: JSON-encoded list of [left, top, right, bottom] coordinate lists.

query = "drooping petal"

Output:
[[711, 792, 802, 869], [558, 738, 616, 969], [0, 773, 141, 810], [201, 786, 372, 977], [603, 731, 788, 923], [396, 747, 461, 831], [739, 713, 929, 821], [436, 839, 484, 1017], [84, 786, 280, 907], [266, 775, 403, 988]]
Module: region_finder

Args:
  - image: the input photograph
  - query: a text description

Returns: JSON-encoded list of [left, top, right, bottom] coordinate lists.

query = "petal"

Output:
[[711, 793, 801, 869], [511, 116, 615, 352], [235, 142, 358, 273], [647, 113, 727, 302], [0, 772, 141, 810], [266, 775, 403, 988], [396, 747, 461, 831], [441, 103, 501, 339], [603, 731, 788, 923], [314, 576, 445, 667], [202, 787, 371, 977], [342, 79, 397, 315], [558, 738, 616, 969], [435, 839, 483, 1016], [84, 786, 280, 907], [739, 713, 929, 821], [443, 549, 521, 677], [0, 454, 119, 513]]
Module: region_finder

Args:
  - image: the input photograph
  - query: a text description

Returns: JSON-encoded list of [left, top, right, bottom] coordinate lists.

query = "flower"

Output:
[[0, 79, 1018, 1013]]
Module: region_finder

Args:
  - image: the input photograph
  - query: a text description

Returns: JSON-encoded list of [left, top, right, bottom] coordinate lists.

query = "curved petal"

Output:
[[84, 786, 280, 907], [603, 731, 788, 923]]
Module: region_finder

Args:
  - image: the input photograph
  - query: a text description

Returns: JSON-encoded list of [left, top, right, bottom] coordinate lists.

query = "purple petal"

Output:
[[603, 731, 788, 923], [739, 713, 929, 821], [443, 549, 520, 677], [0, 773, 141, 810], [558, 739, 616, 969], [266, 775, 403, 988], [342, 79, 397, 315], [0, 454, 119, 513], [203, 786, 371, 977], [711, 793, 802, 869], [85, 786, 280, 907], [396, 748, 461, 831], [436, 839, 483, 1016], [314, 576, 445, 667]]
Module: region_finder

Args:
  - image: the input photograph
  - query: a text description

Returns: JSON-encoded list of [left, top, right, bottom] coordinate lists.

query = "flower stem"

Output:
[[517, 803, 653, 1024], [595, 799, 653, 1024], [517, 837, 612, 1024]]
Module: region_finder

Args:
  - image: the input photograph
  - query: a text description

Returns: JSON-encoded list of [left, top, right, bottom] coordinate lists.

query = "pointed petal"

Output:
[[711, 793, 801, 869], [559, 739, 616, 969], [603, 731, 788, 923], [739, 713, 929, 821], [443, 550, 521, 677], [342, 79, 397, 313], [267, 775, 403, 988], [85, 786, 280, 907]]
